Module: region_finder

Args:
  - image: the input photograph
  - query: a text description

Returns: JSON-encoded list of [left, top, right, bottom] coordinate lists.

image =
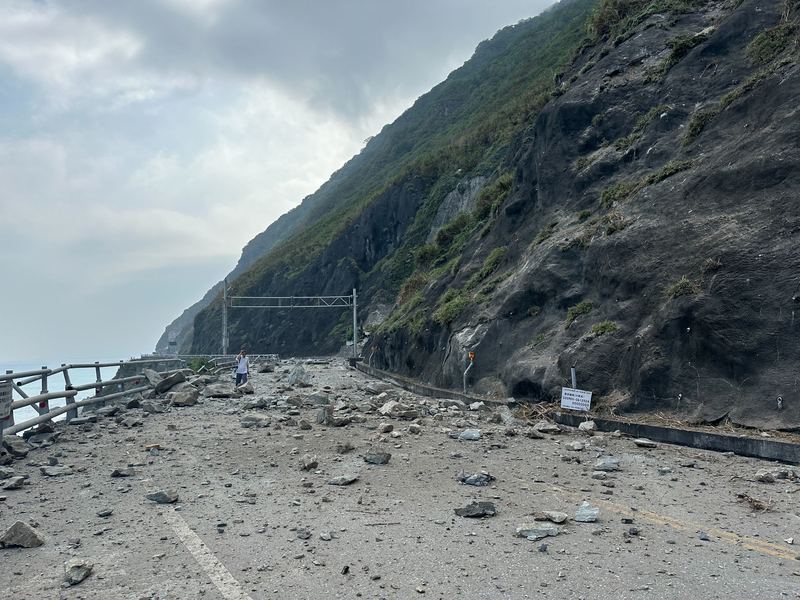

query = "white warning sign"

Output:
[[560, 387, 592, 412]]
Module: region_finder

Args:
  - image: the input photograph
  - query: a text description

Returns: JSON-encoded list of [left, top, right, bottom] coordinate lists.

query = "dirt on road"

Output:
[[1, 359, 799, 599]]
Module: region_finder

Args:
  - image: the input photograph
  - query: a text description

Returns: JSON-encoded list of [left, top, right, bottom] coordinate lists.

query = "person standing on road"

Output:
[[235, 349, 250, 386]]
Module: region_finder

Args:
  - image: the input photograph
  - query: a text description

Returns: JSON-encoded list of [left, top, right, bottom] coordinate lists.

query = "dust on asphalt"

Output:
[[1, 359, 799, 599]]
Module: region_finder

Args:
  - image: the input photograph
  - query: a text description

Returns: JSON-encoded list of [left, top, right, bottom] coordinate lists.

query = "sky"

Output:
[[0, 0, 552, 363]]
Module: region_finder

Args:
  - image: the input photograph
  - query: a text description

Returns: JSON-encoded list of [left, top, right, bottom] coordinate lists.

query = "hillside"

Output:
[[179, 0, 800, 430]]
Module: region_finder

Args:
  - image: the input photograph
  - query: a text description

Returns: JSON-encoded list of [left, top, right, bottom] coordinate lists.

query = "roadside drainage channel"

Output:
[[353, 362, 799, 465], [553, 412, 800, 465], [354, 362, 511, 407]]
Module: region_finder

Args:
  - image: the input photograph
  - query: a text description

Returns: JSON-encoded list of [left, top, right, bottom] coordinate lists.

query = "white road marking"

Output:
[[161, 508, 254, 600]]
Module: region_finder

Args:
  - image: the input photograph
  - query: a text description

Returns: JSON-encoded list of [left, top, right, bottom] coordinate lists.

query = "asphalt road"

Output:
[[1, 360, 799, 599]]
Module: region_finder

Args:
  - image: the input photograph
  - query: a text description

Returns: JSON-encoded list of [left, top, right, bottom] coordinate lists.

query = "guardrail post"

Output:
[[63, 364, 77, 421], [94, 362, 103, 406], [0, 371, 13, 436], [38, 366, 50, 415]]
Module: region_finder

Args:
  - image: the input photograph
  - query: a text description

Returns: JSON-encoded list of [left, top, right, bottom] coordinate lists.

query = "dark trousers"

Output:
[[236, 373, 248, 386]]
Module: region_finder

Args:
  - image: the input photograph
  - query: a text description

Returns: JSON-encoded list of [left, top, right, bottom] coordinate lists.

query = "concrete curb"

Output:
[[553, 412, 800, 465], [354, 362, 511, 407], [355, 362, 800, 465]]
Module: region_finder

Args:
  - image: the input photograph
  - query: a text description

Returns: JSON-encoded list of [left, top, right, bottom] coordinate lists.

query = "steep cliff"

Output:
[[184, 0, 800, 429]]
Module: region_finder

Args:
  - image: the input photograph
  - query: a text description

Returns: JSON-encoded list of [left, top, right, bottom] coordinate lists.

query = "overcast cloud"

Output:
[[0, 0, 552, 363]]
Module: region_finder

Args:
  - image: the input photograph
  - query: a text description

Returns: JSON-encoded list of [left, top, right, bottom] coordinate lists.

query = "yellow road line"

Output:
[[550, 485, 798, 561]]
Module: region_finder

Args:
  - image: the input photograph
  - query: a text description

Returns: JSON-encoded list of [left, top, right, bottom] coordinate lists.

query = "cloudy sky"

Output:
[[0, 0, 551, 363]]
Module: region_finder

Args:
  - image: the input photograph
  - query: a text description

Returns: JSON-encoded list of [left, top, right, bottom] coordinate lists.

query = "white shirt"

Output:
[[236, 356, 249, 374]]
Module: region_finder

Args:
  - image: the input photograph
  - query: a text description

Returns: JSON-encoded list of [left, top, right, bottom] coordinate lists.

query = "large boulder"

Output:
[[169, 389, 199, 407], [142, 368, 163, 386], [2, 436, 30, 459], [204, 383, 240, 398], [236, 382, 255, 395], [287, 365, 311, 387], [0, 521, 44, 548], [154, 371, 187, 395], [64, 558, 93, 586]]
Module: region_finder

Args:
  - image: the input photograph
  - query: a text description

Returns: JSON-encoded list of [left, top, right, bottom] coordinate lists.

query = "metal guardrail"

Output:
[[0, 354, 281, 437], [0, 358, 185, 437]]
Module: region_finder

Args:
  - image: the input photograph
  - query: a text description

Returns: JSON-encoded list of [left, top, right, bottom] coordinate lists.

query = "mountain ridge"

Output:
[[165, 0, 800, 430]]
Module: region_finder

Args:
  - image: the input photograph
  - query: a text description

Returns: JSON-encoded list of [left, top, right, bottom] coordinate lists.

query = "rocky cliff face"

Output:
[[184, 0, 800, 429]]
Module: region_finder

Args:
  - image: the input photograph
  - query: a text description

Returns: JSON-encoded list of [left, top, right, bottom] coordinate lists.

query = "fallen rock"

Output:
[[533, 421, 561, 434], [327, 474, 359, 486], [523, 428, 545, 440], [298, 419, 312, 431], [408, 424, 421, 434], [633, 438, 658, 448], [364, 382, 394, 395], [469, 401, 485, 411], [458, 471, 495, 486], [3, 476, 26, 490], [40, 465, 73, 477], [22, 422, 55, 440], [574, 501, 600, 523], [457, 429, 481, 441], [146, 489, 178, 504], [335, 442, 355, 454], [315, 406, 333, 426], [496, 406, 521, 427], [594, 457, 620, 472], [534, 511, 569, 524], [0, 521, 44, 548], [64, 558, 93, 586], [0, 466, 14, 480], [120, 417, 143, 428], [455, 501, 497, 518], [26, 432, 59, 447], [0, 447, 14, 466], [578, 420, 596, 434], [287, 365, 312, 387], [170, 389, 200, 407], [142, 368, 163, 387], [304, 391, 330, 406], [300, 454, 319, 471], [125, 395, 142, 409], [111, 467, 135, 478], [95, 405, 120, 418], [364, 451, 391, 465], [141, 400, 167, 414], [440, 398, 467, 410], [377, 400, 401, 416], [566, 441, 585, 451], [378, 422, 393, 434], [515, 522, 560, 540], [377, 400, 418, 419], [2, 436, 30, 458], [68, 415, 97, 426], [257, 363, 275, 373], [243, 397, 270, 410], [154, 371, 186, 395], [204, 383, 239, 398], [240, 414, 270, 428], [236, 382, 255, 395], [755, 467, 796, 483]]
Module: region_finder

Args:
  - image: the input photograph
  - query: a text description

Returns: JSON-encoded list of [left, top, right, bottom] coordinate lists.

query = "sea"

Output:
[[1, 358, 127, 433]]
